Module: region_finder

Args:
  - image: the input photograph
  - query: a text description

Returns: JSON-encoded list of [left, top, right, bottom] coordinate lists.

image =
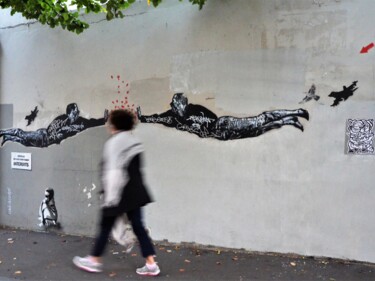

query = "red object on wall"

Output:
[[360, 42, 374, 53]]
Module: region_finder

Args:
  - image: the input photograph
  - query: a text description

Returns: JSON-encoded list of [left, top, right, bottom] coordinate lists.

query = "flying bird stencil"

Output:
[[299, 84, 320, 104], [25, 106, 39, 126], [329, 81, 358, 107]]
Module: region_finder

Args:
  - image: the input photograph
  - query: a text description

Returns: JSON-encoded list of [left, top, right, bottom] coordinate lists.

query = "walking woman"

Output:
[[73, 109, 160, 276]]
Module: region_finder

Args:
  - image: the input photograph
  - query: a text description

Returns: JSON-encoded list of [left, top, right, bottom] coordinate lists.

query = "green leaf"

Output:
[[1, 0, 207, 34], [106, 10, 113, 20]]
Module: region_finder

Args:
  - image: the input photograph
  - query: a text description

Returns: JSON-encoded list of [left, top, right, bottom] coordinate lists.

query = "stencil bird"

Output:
[[299, 84, 320, 104], [25, 106, 39, 126], [329, 81, 358, 107]]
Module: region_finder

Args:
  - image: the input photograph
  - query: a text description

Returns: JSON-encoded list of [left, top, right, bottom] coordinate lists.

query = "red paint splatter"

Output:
[[109, 73, 134, 110]]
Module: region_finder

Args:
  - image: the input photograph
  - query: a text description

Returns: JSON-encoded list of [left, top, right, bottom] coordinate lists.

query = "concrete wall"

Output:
[[1, 0, 375, 263]]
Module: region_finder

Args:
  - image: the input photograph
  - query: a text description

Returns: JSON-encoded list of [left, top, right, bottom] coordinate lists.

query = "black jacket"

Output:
[[102, 153, 153, 217]]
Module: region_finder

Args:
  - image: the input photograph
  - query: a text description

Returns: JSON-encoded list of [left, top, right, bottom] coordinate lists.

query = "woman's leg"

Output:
[[73, 212, 117, 272], [90, 213, 117, 260], [127, 208, 155, 259], [128, 208, 160, 276]]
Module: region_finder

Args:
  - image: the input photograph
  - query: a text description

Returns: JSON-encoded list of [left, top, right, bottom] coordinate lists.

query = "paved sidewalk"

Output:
[[0, 226, 374, 281]]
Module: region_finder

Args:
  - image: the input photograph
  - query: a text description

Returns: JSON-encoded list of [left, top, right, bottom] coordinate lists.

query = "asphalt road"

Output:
[[0, 227, 374, 281]]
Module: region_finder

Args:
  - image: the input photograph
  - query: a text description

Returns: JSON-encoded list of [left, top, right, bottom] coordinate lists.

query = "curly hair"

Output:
[[109, 109, 135, 131]]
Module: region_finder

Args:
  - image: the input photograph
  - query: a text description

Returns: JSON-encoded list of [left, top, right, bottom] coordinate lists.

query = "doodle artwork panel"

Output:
[[346, 119, 374, 155]]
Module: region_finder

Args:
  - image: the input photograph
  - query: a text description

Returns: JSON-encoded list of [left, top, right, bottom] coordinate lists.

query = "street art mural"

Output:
[[110, 74, 136, 114], [137, 93, 309, 140], [82, 183, 97, 208], [346, 119, 374, 155], [25, 106, 39, 126], [329, 81, 358, 107], [38, 188, 60, 229], [299, 84, 320, 104], [0, 103, 108, 147]]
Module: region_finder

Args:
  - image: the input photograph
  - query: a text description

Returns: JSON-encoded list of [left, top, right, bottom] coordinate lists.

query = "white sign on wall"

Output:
[[11, 152, 32, 170]]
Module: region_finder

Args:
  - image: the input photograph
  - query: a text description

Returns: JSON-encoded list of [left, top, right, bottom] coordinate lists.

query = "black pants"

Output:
[[91, 208, 155, 258]]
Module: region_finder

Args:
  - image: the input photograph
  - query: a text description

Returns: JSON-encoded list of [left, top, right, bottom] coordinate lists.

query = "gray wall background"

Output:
[[1, 0, 375, 263]]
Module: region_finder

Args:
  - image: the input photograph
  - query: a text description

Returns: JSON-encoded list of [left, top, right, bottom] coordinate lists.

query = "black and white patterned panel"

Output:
[[346, 119, 374, 155]]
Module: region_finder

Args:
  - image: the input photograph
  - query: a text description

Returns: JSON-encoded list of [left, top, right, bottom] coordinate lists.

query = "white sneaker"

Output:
[[136, 263, 160, 276], [73, 256, 103, 273]]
